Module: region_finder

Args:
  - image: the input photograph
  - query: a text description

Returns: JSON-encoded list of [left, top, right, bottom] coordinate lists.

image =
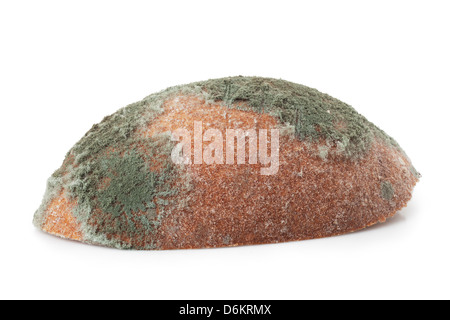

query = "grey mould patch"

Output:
[[222, 235, 232, 245], [33, 84, 185, 249], [381, 181, 395, 201], [192, 76, 403, 159], [409, 165, 422, 180], [68, 134, 180, 249]]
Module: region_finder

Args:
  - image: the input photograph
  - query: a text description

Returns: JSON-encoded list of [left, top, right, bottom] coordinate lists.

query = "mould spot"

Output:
[[381, 181, 395, 201]]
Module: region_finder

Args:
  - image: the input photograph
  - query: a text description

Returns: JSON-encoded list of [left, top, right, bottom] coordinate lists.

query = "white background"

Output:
[[0, 1, 448, 300]]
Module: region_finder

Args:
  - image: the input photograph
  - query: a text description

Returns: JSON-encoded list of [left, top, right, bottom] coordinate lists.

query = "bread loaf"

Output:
[[33, 76, 420, 249]]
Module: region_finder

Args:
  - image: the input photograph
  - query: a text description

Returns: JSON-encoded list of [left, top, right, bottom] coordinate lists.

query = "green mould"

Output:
[[199, 77, 396, 159]]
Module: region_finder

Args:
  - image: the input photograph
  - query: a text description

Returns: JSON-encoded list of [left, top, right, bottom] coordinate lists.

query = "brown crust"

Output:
[[42, 191, 82, 241]]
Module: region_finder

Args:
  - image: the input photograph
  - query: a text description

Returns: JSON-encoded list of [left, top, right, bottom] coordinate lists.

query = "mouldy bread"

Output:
[[33, 76, 420, 250]]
